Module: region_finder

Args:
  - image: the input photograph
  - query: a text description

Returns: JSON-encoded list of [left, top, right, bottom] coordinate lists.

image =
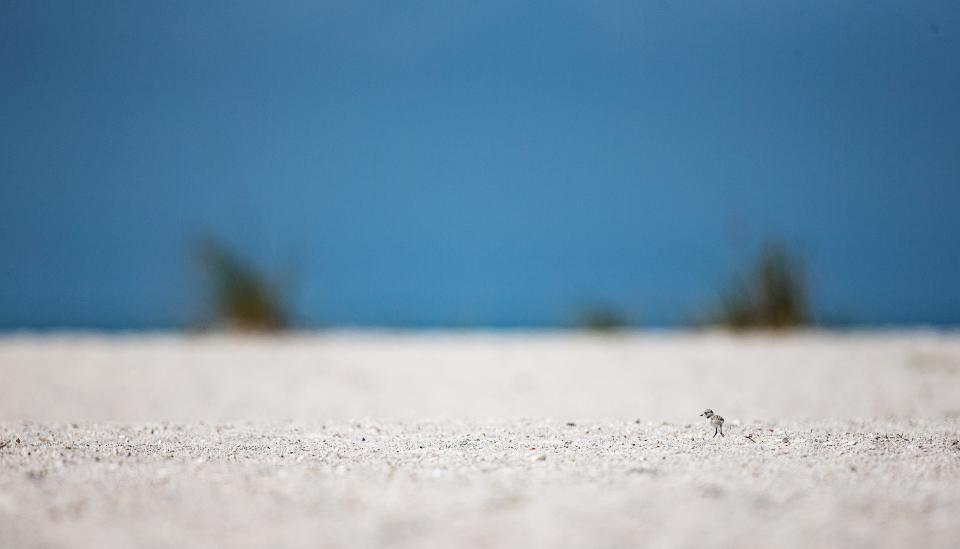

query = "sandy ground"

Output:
[[1, 331, 959, 548]]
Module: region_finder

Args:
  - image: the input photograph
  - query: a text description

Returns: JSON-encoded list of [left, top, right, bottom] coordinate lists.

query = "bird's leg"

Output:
[[713, 428, 718, 438], [720, 425, 725, 437]]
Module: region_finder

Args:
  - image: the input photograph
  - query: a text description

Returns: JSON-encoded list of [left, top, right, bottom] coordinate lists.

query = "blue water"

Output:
[[2, 1, 959, 328]]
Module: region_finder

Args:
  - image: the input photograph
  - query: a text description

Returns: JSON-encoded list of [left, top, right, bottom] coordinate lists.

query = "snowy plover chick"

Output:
[[700, 409, 725, 438]]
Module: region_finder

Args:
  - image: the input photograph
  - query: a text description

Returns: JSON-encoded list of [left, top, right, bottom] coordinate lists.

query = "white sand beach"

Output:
[[2, 331, 959, 548]]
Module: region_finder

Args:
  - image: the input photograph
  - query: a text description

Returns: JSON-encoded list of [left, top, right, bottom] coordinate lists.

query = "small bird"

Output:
[[701, 409, 725, 438]]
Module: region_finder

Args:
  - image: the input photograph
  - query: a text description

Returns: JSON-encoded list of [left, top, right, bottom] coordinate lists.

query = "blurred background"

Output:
[[2, 0, 959, 331]]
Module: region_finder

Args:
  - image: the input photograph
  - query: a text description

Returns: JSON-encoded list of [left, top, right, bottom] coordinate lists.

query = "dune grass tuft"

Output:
[[196, 239, 286, 331], [577, 306, 629, 332], [717, 242, 809, 329]]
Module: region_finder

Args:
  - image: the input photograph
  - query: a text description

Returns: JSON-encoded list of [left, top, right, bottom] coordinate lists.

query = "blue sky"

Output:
[[2, 1, 959, 328]]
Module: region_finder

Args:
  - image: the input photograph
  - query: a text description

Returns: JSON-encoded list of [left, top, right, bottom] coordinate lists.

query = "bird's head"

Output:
[[700, 409, 714, 418]]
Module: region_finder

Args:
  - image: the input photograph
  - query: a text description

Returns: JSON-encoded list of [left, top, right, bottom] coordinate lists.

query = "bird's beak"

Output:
[[699, 413, 704, 417]]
